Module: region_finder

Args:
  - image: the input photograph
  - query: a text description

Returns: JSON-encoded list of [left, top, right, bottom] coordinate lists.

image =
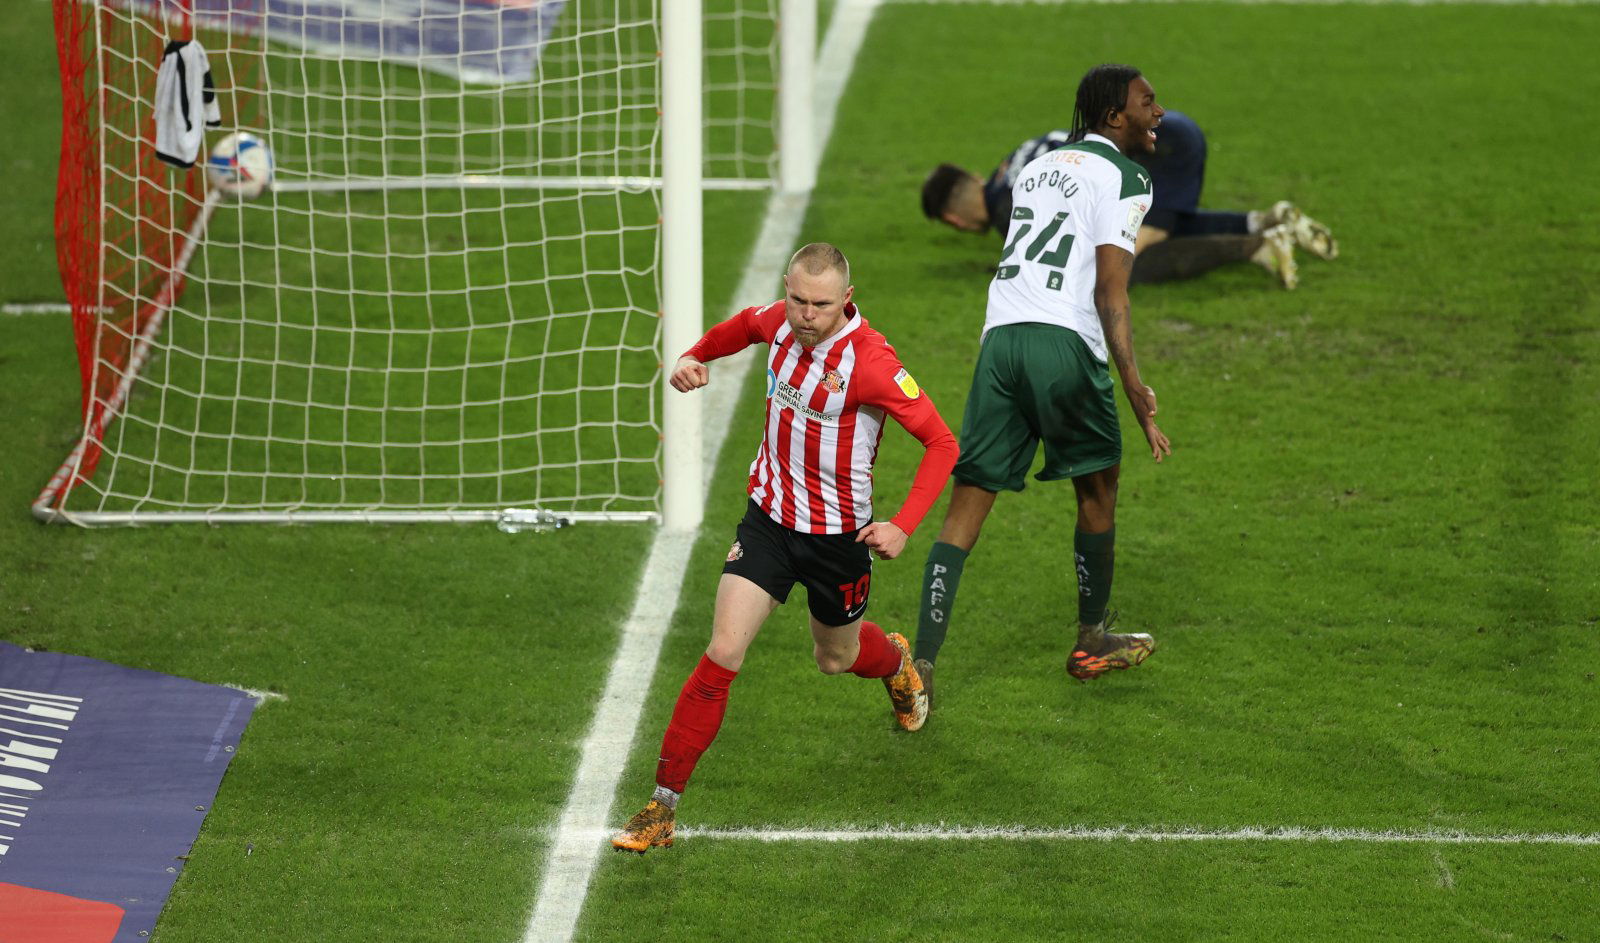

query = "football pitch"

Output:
[[3, 0, 1599, 940]]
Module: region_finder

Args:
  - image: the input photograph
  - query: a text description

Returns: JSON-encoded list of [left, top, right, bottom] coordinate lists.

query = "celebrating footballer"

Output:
[[612, 242, 958, 854]]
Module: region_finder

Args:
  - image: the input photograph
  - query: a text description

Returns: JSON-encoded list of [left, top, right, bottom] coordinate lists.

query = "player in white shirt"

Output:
[[911, 64, 1173, 709]]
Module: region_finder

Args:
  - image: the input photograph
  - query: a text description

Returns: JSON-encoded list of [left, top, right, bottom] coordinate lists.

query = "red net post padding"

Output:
[[45, 0, 204, 505]]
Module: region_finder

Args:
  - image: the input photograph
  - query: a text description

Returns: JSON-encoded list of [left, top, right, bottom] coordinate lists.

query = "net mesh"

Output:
[[44, 0, 778, 519]]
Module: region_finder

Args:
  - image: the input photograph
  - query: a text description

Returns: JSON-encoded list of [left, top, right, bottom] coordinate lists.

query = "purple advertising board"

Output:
[[0, 642, 256, 943], [145, 0, 573, 85]]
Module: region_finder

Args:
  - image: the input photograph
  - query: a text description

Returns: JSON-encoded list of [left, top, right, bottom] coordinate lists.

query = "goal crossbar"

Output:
[[33, 509, 657, 526], [270, 176, 775, 194]]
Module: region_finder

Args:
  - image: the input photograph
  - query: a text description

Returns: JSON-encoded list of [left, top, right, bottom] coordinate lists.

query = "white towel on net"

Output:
[[154, 39, 221, 168]]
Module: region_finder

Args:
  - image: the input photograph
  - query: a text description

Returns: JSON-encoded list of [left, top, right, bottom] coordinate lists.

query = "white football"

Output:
[[206, 132, 274, 199]]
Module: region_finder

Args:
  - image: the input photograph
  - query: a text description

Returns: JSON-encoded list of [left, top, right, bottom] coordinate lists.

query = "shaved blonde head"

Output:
[[787, 242, 850, 289], [781, 243, 855, 347]]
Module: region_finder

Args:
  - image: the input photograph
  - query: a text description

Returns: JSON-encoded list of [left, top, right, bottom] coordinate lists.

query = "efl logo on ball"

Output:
[[206, 132, 274, 200]]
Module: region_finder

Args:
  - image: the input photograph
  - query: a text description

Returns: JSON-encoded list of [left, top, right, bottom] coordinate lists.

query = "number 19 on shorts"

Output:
[[839, 574, 871, 613]]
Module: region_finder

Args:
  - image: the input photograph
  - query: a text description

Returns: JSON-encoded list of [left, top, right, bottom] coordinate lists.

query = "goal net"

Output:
[[40, 0, 787, 525]]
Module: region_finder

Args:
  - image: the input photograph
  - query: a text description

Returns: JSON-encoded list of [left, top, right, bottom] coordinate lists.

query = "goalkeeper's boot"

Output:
[[1067, 611, 1156, 681], [913, 658, 936, 712], [1251, 225, 1299, 290], [611, 798, 675, 854], [883, 633, 929, 732], [1270, 200, 1339, 261]]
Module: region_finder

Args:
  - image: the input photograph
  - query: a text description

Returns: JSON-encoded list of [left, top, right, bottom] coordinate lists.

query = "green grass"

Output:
[[587, 2, 1600, 939], [588, 842, 1598, 942], [4, 1, 1599, 941]]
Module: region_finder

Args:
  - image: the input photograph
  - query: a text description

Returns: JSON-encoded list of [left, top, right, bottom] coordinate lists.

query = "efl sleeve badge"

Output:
[[893, 367, 921, 399]]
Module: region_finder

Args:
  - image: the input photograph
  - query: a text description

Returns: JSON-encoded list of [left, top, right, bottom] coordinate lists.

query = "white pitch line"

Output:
[[227, 685, 289, 705], [522, 3, 882, 942], [681, 824, 1600, 847], [2, 302, 73, 316]]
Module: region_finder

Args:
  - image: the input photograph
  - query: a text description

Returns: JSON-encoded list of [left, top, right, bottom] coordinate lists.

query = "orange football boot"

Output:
[[611, 798, 675, 854], [883, 633, 929, 731]]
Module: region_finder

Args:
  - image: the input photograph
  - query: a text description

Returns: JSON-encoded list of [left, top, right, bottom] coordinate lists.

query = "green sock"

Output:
[[914, 541, 969, 663], [1074, 527, 1115, 628]]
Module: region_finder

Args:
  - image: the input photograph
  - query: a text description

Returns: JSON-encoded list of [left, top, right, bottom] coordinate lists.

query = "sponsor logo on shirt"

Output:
[[1123, 201, 1150, 241], [773, 380, 837, 423], [893, 368, 920, 399], [765, 368, 777, 399]]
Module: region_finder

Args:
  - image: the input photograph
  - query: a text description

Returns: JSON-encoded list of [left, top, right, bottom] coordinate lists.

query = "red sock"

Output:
[[655, 654, 739, 794], [848, 621, 902, 679]]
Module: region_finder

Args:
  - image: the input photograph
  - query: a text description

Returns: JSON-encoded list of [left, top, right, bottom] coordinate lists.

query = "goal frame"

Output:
[[34, 0, 819, 530]]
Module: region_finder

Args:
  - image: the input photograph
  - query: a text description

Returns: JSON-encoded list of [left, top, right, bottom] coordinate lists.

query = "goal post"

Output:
[[661, 0, 704, 534], [778, 0, 816, 195], [38, 0, 818, 528]]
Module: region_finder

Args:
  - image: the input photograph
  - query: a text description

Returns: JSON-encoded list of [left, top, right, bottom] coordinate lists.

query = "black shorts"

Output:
[[722, 500, 873, 627]]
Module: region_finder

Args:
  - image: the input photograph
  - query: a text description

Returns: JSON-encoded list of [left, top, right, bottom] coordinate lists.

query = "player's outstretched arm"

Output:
[[674, 302, 785, 391], [1093, 243, 1171, 463]]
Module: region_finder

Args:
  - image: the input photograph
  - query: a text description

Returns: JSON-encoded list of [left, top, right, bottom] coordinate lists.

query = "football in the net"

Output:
[[206, 132, 274, 199]]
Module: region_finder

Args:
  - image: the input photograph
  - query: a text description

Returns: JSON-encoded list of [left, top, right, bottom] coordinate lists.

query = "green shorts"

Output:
[[952, 322, 1121, 492]]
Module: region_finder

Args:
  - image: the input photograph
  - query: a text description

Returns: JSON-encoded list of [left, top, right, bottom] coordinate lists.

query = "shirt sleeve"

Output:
[[682, 301, 784, 363], [856, 350, 959, 536], [1091, 179, 1152, 253]]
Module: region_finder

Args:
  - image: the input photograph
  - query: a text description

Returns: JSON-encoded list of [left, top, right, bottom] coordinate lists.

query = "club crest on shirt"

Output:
[[893, 367, 920, 399], [726, 540, 744, 562], [821, 370, 846, 394]]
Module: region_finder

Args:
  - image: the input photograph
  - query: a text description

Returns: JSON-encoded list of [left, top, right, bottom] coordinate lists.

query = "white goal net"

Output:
[[41, 0, 791, 525]]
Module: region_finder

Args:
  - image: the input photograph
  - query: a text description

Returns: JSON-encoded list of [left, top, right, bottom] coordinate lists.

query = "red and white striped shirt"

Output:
[[683, 300, 958, 535]]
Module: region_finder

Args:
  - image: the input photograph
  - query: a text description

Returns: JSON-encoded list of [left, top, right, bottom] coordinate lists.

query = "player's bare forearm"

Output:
[[1093, 247, 1142, 387], [1094, 243, 1169, 462], [1094, 292, 1141, 387]]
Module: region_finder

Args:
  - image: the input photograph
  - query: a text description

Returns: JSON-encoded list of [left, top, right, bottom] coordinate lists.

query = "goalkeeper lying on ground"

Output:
[[921, 110, 1338, 290]]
